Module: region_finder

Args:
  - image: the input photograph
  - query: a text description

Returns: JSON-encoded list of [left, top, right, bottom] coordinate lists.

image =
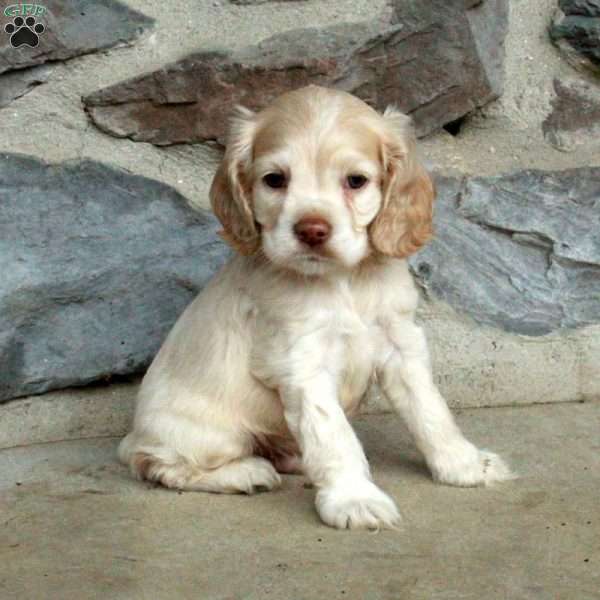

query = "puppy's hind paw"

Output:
[[223, 456, 282, 494], [315, 479, 401, 530]]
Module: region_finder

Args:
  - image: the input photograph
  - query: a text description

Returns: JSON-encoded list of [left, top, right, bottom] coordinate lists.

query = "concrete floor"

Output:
[[1, 402, 599, 600]]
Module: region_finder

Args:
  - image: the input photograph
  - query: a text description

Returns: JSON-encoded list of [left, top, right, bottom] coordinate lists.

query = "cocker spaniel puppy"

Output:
[[119, 85, 512, 529]]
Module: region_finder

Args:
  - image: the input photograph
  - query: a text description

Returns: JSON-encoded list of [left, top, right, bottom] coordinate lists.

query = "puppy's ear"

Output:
[[210, 106, 260, 255], [369, 107, 435, 258]]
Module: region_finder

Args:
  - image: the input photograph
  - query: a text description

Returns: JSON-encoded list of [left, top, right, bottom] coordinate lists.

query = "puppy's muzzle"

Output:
[[293, 216, 332, 248]]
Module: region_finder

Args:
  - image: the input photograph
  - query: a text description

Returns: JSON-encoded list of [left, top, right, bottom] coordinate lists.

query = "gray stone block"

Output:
[[0, 153, 230, 402], [543, 78, 600, 152], [411, 170, 600, 335], [550, 1, 600, 73], [0, 64, 53, 108], [559, 0, 600, 17], [465, 0, 509, 98]]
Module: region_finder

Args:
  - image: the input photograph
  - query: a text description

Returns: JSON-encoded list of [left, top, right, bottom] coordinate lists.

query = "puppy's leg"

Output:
[[379, 318, 514, 487], [252, 433, 304, 475], [272, 454, 303, 475], [279, 374, 400, 530], [118, 418, 281, 494]]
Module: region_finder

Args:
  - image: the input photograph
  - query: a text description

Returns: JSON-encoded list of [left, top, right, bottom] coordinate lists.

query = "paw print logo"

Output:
[[4, 16, 45, 48]]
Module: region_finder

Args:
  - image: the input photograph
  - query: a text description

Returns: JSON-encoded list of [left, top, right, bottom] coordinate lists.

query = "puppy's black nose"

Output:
[[293, 216, 332, 247]]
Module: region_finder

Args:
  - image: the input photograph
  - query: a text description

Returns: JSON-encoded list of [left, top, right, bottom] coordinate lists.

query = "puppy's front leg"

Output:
[[279, 373, 400, 530], [379, 317, 514, 486]]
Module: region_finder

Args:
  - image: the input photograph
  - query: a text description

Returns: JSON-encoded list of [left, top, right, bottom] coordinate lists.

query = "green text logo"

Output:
[[4, 4, 47, 17]]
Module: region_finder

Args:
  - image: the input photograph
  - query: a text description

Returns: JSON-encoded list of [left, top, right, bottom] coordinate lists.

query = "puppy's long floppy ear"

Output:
[[210, 106, 260, 255], [369, 107, 435, 258]]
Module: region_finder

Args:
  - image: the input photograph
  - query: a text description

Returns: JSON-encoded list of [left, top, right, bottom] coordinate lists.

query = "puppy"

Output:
[[119, 85, 512, 529]]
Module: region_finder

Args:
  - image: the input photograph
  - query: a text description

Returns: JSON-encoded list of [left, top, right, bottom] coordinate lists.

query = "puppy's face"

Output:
[[252, 100, 384, 276], [210, 86, 434, 276]]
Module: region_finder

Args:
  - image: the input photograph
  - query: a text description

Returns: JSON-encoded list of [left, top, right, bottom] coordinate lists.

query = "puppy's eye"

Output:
[[263, 172, 287, 189], [346, 174, 368, 190]]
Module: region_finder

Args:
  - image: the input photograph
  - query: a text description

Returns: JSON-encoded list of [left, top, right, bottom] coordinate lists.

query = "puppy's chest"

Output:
[[251, 283, 390, 394]]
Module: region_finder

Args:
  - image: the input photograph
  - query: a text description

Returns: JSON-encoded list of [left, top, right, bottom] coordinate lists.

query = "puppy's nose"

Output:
[[293, 216, 332, 247]]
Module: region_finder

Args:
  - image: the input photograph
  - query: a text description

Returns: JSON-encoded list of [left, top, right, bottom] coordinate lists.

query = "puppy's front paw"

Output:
[[315, 479, 400, 530], [429, 443, 515, 487]]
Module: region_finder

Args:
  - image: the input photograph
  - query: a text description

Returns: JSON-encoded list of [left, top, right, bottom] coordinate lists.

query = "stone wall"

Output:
[[1, 0, 599, 447]]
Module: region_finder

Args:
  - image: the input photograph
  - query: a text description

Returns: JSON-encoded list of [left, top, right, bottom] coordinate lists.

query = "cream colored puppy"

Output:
[[119, 86, 512, 530]]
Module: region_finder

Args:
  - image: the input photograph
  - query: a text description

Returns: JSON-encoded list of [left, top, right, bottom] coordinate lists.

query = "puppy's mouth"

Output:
[[288, 250, 337, 274], [295, 250, 336, 265], [299, 253, 329, 262], [287, 253, 335, 276], [295, 243, 336, 260]]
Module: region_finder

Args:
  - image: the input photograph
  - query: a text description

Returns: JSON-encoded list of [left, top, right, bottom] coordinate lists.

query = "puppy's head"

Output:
[[210, 85, 434, 276]]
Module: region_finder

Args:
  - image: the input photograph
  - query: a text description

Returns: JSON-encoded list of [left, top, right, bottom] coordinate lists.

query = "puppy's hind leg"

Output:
[[119, 423, 281, 494], [132, 453, 281, 494], [253, 433, 304, 475]]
